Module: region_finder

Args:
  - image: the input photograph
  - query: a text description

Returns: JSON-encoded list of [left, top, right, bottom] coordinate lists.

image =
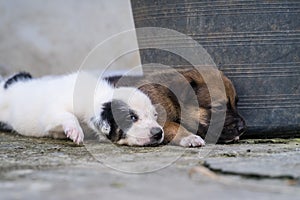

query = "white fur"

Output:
[[0, 72, 163, 145]]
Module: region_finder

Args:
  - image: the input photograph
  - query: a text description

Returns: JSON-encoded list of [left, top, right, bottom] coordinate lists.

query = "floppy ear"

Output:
[[170, 69, 206, 102], [181, 69, 206, 85], [168, 77, 190, 102]]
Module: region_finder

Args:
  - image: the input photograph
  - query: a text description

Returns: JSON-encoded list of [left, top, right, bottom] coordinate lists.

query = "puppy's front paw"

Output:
[[179, 135, 205, 147], [64, 127, 84, 145]]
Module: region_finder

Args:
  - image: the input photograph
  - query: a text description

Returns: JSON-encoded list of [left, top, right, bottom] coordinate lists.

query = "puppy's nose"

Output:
[[150, 127, 163, 140]]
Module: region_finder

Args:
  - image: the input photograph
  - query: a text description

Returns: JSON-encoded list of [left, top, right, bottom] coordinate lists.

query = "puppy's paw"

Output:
[[179, 135, 205, 147], [64, 127, 84, 145]]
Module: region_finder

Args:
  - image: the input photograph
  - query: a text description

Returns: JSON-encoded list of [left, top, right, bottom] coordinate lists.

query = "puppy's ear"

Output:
[[170, 69, 206, 102], [181, 69, 206, 86]]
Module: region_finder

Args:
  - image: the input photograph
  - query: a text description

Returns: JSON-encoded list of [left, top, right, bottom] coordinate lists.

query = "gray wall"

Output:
[[0, 0, 140, 76]]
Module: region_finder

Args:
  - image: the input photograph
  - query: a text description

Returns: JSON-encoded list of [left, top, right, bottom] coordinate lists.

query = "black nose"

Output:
[[150, 127, 163, 140]]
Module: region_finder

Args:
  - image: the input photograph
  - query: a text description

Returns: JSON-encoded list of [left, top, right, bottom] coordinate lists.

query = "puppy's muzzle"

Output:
[[218, 116, 247, 143], [150, 127, 164, 141], [237, 118, 246, 134]]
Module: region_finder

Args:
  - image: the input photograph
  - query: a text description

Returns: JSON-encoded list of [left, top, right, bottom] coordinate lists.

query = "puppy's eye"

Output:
[[130, 114, 138, 122], [154, 113, 158, 118]]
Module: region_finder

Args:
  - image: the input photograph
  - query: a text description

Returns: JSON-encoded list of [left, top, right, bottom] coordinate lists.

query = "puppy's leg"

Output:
[[163, 122, 205, 147], [46, 112, 84, 145]]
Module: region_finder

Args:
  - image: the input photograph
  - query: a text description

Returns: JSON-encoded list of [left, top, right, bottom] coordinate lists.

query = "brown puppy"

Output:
[[106, 67, 246, 147]]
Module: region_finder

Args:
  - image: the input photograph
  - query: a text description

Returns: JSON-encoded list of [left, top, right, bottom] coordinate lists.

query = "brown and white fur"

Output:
[[106, 66, 246, 147]]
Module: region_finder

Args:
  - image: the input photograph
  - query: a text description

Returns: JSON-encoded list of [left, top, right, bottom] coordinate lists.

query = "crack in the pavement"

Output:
[[203, 161, 299, 181]]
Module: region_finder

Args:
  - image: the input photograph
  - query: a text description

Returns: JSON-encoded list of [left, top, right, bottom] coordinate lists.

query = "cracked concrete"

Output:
[[203, 139, 300, 179], [1, 132, 300, 200]]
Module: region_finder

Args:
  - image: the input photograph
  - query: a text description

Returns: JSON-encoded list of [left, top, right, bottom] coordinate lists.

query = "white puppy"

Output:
[[0, 72, 164, 146]]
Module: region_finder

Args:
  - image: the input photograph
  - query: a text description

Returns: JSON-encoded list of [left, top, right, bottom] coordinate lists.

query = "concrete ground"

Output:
[[1, 131, 299, 200]]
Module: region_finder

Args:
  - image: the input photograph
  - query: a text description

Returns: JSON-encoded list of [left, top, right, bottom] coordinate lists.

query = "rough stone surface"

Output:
[[1, 132, 300, 200]]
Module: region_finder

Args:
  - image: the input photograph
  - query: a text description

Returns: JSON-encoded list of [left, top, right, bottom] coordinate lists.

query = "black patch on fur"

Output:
[[104, 76, 122, 87], [4, 72, 32, 89], [100, 100, 136, 142]]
